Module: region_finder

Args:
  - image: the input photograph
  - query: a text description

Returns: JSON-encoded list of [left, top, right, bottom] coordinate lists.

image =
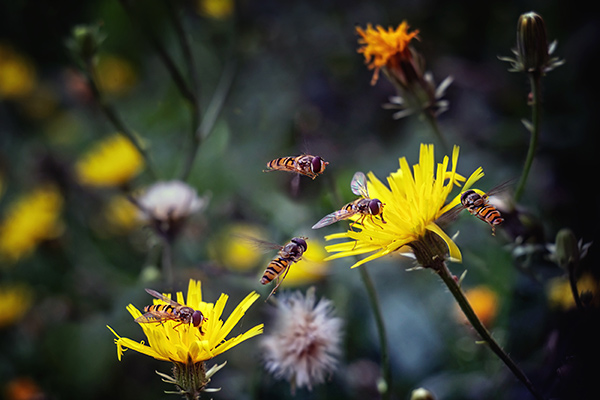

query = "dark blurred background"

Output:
[[1, 0, 599, 399]]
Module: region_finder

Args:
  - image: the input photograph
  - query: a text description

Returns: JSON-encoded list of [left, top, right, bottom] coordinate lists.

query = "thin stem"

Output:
[[83, 60, 159, 180], [424, 111, 450, 155], [568, 261, 584, 311], [514, 72, 542, 201], [358, 265, 391, 400], [178, 61, 236, 181], [433, 260, 545, 400]]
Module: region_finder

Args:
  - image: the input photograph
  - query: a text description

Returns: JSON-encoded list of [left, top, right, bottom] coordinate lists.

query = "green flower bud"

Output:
[[554, 228, 580, 269], [516, 12, 549, 73], [66, 24, 105, 64]]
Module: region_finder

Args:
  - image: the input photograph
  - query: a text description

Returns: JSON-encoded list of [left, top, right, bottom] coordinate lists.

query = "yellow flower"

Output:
[[0, 284, 33, 328], [356, 22, 419, 85], [454, 286, 499, 327], [547, 273, 599, 310], [323, 144, 484, 268], [197, 0, 234, 19], [209, 223, 269, 272], [75, 134, 144, 187], [0, 185, 64, 262], [0, 44, 37, 99], [101, 195, 141, 234], [95, 55, 138, 96], [107, 279, 263, 364]]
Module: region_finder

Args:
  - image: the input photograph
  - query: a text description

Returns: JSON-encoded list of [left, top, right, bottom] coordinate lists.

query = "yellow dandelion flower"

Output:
[[0, 284, 33, 328], [356, 22, 419, 85], [107, 279, 263, 364], [101, 195, 140, 234], [75, 133, 144, 187], [0, 185, 64, 262], [0, 44, 37, 99], [323, 144, 484, 268], [197, 0, 234, 19], [95, 55, 138, 96]]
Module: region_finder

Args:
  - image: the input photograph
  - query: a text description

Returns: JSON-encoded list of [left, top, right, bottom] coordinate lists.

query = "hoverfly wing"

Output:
[[350, 172, 369, 198], [312, 208, 356, 229], [484, 179, 516, 199], [145, 288, 182, 308], [435, 203, 466, 226], [135, 310, 174, 324], [232, 234, 284, 253]]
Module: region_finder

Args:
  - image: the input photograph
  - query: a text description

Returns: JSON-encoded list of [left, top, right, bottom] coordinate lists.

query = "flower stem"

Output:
[[358, 265, 391, 400], [514, 72, 542, 202], [433, 260, 545, 400], [424, 111, 450, 155]]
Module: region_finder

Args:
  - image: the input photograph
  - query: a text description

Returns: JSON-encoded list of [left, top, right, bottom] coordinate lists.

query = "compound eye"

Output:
[[192, 311, 204, 327], [368, 199, 382, 215], [292, 237, 308, 252], [311, 157, 323, 173]]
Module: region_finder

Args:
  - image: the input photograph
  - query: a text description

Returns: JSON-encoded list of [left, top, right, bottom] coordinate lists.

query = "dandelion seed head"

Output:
[[136, 180, 207, 223]]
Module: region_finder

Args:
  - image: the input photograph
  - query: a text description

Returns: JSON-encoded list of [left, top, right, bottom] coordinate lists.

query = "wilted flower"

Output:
[[108, 279, 263, 396], [499, 11, 564, 75], [324, 144, 484, 268], [75, 133, 144, 187], [135, 180, 208, 239], [261, 287, 343, 393], [356, 23, 452, 119], [0, 185, 64, 263], [0, 284, 33, 328]]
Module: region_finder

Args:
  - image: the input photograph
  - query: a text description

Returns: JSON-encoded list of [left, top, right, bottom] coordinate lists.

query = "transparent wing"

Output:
[[145, 288, 182, 308], [350, 172, 369, 198], [312, 207, 357, 229], [135, 310, 177, 324], [485, 179, 515, 198], [232, 234, 283, 253]]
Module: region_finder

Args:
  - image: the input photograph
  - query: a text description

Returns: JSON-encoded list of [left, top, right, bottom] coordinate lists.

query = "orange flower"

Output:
[[356, 22, 419, 85]]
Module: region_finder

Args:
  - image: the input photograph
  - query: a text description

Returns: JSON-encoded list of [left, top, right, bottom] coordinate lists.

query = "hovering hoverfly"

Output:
[[243, 236, 308, 301], [135, 288, 207, 333], [441, 182, 511, 235], [264, 155, 329, 180], [312, 171, 386, 230]]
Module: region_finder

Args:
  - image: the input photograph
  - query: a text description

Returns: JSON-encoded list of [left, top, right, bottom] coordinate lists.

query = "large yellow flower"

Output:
[[356, 22, 419, 85], [324, 144, 484, 268], [75, 134, 144, 187], [0, 284, 33, 328], [0, 185, 64, 262], [108, 279, 263, 364]]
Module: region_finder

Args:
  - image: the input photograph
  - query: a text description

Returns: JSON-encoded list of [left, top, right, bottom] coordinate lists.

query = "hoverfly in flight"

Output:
[[312, 171, 386, 230], [264, 155, 329, 180], [245, 236, 308, 301], [441, 181, 511, 235], [135, 288, 207, 333]]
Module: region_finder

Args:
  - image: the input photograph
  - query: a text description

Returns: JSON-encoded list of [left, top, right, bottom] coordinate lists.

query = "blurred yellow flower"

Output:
[[455, 286, 499, 327], [75, 134, 144, 187], [324, 144, 484, 268], [197, 0, 234, 19], [0, 284, 33, 328], [0, 185, 64, 262], [284, 239, 330, 286], [108, 279, 263, 364], [96, 55, 137, 96], [0, 43, 37, 99], [356, 22, 419, 85], [209, 223, 269, 272], [547, 273, 599, 310], [102, 195, 140, 233]]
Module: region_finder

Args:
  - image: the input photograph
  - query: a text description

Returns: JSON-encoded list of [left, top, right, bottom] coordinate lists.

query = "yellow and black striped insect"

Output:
[[264, 155, 328, 180], [312, 171, 386, 230], [245, 236, 308, 300], [135, 288, 207, 333], [459, 189, 504, 235]]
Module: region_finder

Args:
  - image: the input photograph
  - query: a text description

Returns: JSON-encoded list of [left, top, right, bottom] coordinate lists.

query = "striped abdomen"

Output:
[[472, 204, 503, 234], [144, 304, 175, 315], [260, 257, 291, 284], [267, 156, 297, 171]]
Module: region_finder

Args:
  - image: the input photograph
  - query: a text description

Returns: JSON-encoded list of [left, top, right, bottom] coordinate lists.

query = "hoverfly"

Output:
[[245, 236, 308, 301], [135, 288, 207, 333], [264, 155, 329, 180], [312, 171, 386, 230], [441, 181, 511, 235]]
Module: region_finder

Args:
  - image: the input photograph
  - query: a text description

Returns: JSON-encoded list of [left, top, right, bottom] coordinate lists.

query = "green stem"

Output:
[[568, 261, 584, 311], [83, 60, 159, 180], [433, 260, 544, 400], [358, 265, 391, 400], [424, 111, 450, 155], [514, 72, 542, 202]]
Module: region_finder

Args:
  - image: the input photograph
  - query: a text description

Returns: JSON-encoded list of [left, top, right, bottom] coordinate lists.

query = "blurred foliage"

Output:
[[1, 1, 599, 400]]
